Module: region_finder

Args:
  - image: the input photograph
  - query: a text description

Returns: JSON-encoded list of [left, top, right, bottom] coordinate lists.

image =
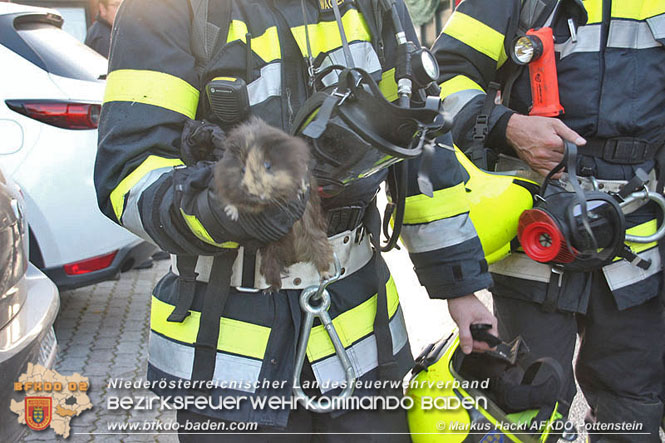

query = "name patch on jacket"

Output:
[[318, 0, 349, 15]]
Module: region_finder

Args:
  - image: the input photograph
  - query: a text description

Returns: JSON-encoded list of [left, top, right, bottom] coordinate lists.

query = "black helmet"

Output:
[[291, 66, 446, 196]]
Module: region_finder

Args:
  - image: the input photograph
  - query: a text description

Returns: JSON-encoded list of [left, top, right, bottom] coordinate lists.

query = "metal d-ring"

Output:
[[622, 188, 665, 243], [291, 254, 356, 413]]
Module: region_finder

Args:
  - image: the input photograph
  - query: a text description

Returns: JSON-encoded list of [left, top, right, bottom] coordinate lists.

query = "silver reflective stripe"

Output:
[[647, 13, 665, 40], [122, 167, 172, 244], [247, 62, 281, 106], [400, 213, 478, 253], [555, 24, 601, 58], [319, 41, 382, 87], [442, 89, 484, 118], [311, 307, 408, 394], [602, 247, 661, 292], [489, 252, 552, 283], [148, 331, 262, 394], [607, 20, 661, 49]]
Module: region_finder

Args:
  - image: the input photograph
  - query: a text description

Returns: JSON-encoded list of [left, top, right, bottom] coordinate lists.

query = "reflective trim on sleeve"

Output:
[[607, 19, 661, 49], [439, 75, 485, 99], [647, 13, 665, 39], [104, 70, 199, 119], [291, 8, 371, 59], [247, 62, 282, 106], [179, 209, 239, 249], [555, 24, 602, 58], [110, 155, 184, 222], [310, 307, 408, 393], [148, 332, 262, 393], [489, 252, 552, 283], [442, 12, 508, 66], [318, 41, 382, 87], [150, 296, 270, 360], [584, 0, 603, 24], [443, 89, 485, 118], [440, 76, 484, 117], [403, 183, 470, 225], [305, 276, 400, 362], [121, 166, 173, 243], [227, 21, 281, 63], [400, 213, 478, 253], [603, 247, 661, 292], [611, 1, 665, 21], [379, 68, 398, 102]]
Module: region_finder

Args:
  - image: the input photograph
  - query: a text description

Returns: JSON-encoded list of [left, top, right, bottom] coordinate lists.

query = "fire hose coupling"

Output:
[[517, 142, 665, 272], [292, 254, 357, 413]]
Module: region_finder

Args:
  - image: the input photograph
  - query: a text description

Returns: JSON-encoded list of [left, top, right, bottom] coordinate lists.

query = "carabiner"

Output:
[[621, 188, 665, 243], [291, 254, 356, 413]]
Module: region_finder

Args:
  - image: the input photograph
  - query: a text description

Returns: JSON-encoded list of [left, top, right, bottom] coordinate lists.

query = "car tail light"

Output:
[[63, 250, 117, 275], [5, 100, 101, 129]]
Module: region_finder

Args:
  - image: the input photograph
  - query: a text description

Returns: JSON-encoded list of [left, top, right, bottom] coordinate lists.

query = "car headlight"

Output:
[[511, 35, 544, 65]]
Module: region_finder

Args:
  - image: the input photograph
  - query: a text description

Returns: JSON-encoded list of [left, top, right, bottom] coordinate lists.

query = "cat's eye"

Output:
[[241, 166, 246, 174], [264, 161, 271, 170]]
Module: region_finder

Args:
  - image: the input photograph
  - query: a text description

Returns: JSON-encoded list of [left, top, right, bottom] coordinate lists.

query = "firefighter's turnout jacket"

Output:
[[433, 0, 665, 312], [94, 0, 491, 426]]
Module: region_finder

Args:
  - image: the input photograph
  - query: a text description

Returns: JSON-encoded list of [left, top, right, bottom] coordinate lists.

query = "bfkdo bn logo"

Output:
[[25, 397, 52, 431], [10, 363, 92, 439]]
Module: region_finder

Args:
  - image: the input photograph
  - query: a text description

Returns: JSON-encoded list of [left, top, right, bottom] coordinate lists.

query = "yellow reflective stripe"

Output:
[[403, 183, 470, 224], [109, 155, 183, 222], [180, 209, 239, 249], [151, 296, 270, 360], [612, 0, 665, 20], [614, 219, 658, 260], [306, 277, 399, 362], [443, 12, 508, 66], [439, 75, 485, 99], [104, 70, 199, 119], [378, 68, 398, 102], [291, 9, 371, 58], [227, 21, 281, 63], [583, 0, 604, 24]]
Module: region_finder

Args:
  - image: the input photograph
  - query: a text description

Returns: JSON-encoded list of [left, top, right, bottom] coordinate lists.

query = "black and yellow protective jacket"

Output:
[[433, 0, 665, 311], [94, 0, 491, 426]]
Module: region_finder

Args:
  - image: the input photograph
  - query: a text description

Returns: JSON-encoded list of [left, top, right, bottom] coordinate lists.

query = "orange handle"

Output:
[[527, 27, 565, 117]]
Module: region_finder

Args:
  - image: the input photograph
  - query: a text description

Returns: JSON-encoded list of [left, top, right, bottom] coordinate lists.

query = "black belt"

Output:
[[326, 204, 366, 236], [581, 138, 662, 165]]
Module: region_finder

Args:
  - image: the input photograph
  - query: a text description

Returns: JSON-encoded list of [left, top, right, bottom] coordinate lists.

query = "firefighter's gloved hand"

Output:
[[204, 181, 308, 246], [234, 194, 309, 244], [175, 163, 308, 250], [180, 119, 226, 166]]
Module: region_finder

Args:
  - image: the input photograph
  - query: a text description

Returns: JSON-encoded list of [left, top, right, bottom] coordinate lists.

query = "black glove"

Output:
[[176, 163, 308, 247], [180, 119, 226, 166]]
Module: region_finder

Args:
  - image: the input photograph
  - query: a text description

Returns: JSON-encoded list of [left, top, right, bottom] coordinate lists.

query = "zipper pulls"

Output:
[[246, 32, 254, 82], [286, 88, 295, 125], [567, 18, 578, 43]]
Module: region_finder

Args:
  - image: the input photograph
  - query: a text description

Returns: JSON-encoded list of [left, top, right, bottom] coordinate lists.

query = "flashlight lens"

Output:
[[420, 51, 439, 81], [513, 36, 535, 64]]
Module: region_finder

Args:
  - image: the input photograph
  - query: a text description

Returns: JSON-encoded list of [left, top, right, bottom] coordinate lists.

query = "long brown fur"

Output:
[[213, 117, 334, 291]]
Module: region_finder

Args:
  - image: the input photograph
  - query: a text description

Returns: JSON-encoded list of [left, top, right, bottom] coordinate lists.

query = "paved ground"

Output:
[[26, 248, 594, 442]]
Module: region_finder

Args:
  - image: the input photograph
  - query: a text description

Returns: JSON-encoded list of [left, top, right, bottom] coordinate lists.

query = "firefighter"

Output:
[[84, 0, 122, 57], [432, 0, 665, 441], [94, 0, 496, 439]]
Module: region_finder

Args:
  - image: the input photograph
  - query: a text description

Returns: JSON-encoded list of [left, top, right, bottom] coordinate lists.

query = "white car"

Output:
[[0, 168, 59, 442], [0, 3, 156, 290]]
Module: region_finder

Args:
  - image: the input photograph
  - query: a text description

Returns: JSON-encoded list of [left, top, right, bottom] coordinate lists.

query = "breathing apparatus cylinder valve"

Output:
[[511, 27, 564, 117]]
